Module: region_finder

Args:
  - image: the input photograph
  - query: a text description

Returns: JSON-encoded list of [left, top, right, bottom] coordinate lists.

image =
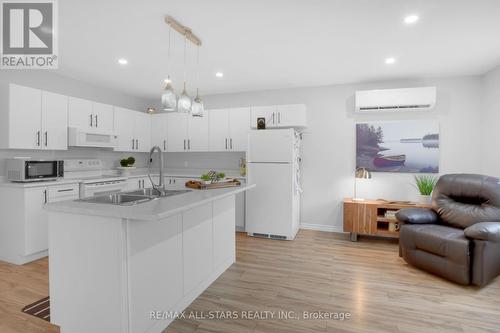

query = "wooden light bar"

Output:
[[164, 15, 202, 46]]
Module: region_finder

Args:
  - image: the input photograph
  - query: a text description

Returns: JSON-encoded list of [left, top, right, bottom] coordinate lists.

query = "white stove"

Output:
[[63, 159, 128, 198]]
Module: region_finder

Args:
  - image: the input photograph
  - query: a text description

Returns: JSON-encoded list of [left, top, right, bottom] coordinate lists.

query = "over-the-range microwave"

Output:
[[68, 127, 118, 148], [6, 158, 64, 182]]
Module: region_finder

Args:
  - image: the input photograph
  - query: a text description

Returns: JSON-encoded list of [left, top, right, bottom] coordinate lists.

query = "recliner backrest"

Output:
[[432, 174, 500, 229]]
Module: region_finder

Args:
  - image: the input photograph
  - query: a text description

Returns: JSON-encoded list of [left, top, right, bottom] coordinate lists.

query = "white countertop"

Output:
[[45, 185, 255, 221], [0, 168, 246, 188], [0, 178, 81, 188]]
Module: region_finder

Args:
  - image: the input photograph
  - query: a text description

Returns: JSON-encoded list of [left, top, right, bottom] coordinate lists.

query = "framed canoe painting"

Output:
[[356, 120, 439, 173]]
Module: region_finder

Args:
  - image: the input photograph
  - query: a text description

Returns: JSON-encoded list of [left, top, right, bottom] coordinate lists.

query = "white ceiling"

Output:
[[58, 0, 500, 100]]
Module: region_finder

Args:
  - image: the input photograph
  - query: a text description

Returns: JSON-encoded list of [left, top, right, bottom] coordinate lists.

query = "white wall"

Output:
[[203, 76, 483, 231], [481, 65, 500, 177], [0, 71, 152, 174]]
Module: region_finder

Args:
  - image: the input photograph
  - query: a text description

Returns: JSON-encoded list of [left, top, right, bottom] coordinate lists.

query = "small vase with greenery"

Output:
[[414, 175, 437, 204], [118, 157, 136, 175]]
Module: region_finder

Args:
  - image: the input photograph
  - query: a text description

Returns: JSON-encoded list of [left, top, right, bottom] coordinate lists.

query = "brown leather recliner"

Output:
[[396, 174, 500, 286]]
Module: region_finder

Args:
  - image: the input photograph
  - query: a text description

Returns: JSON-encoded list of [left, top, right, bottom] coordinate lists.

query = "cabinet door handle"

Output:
[[272, 112, 275, 124], [136, 139, 139, 150], [188, 139, 190, 150], [139, 180, 141, 188], [44, 131, 48, 147], [132, 139, 135, 150], [278, 112, 281, 124], [163, 140, 166, 151], [184, 139, 186, 150], [43, 189, 48, 204], [225, 138, 228, 150], [95, 115, 98, 128], [230, 138, 233, 150], [57, 188, 74, 192], [90, 114, 93, 127], [36, 131, 40, 147]]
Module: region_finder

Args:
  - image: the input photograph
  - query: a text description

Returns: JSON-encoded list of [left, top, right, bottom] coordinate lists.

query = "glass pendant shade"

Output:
[[191, 89, 204, 117], [161, 81, 177, 112], [177, 83, 192, 113]]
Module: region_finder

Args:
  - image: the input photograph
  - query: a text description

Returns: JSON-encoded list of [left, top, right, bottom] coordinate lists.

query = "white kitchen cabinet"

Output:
[[213, 196, 235, 269], [187, 114, 209, 151], [250, 106, 276, 129], [166, 113, 188, 152], [208, 107, 250, 152], [126, 176, 158, 191], [151, 114, 168, 151], [0, 84, 68, 150], [41, 91, 68, 150], [134, 112, 151, 152], [0, 182, 79, 265], [92, 102, 114, 132], [165, 177, 188, 190], [183, 203, 213, 294], [68, 97, 93, 130], [251, 104, 307, 128], [69, 97, 114, 132], [208, 109, 229, 151], [229, 108, 251, 151], [128, 214, 183, 333], [114, 107, 151, 152]]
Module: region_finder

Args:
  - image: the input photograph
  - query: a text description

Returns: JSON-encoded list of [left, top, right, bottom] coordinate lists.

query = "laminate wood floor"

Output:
[[166, 230, 500, 333], [1, 230, 500, 333]]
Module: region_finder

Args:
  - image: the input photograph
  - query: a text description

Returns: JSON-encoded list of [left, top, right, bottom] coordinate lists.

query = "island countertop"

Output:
[[45, 185, 255, 221]]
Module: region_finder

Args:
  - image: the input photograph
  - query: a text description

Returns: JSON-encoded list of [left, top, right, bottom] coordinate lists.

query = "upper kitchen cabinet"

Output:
[[187, 113, 209, 151], [0, 84, 68, 150], [163, 112, 209, 152], [251, 104, 307, 129], [68, 97, 114, 132], [209, 108, 250, 152], [166, 113, 188, 152], [151, 114, 168, 151], [92, 102, 114, 132], [114, 107, 151, 152]]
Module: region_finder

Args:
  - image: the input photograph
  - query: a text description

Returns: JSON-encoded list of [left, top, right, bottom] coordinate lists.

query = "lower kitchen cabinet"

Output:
[[0, 183, 79, 265], [126, 176, 159, 191]]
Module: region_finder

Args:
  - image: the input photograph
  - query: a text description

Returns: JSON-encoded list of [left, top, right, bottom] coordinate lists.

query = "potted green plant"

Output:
[[201, 171, 226, 184], [118, 157, 136, 175], [414, 175, 438, 204]]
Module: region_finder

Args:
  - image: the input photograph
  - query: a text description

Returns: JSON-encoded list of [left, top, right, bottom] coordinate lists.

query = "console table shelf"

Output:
[[343, 198, 433, 241]]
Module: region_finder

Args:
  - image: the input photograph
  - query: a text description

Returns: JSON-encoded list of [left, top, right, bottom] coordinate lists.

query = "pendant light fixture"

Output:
[[177, 35, 192, 113], [191, 45, 204, 117], [161, 25, 177, 112]]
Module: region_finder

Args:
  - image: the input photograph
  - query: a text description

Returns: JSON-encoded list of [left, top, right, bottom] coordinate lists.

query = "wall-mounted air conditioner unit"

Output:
[[355, 86, 436, 112]]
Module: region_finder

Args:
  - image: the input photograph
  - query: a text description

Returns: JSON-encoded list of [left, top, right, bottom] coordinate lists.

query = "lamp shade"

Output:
[[161, 82, 177, 112], [355, 167, 371, 179]]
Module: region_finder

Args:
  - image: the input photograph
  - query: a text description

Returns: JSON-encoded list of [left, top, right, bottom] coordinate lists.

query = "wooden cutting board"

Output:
[[185, 179, 241, 190]]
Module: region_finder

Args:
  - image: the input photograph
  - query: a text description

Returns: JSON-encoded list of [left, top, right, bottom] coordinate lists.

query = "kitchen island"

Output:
[[45, 185, 254, 333]]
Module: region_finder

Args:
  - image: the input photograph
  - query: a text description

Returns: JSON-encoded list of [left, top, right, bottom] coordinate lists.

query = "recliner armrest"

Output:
[[395, 208, 438, 224], [464, 222, 500, 242]]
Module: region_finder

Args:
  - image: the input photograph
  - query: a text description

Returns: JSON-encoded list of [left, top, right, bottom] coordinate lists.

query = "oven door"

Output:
[[80, 181, 127, 198], [25, 161, 59, 180]]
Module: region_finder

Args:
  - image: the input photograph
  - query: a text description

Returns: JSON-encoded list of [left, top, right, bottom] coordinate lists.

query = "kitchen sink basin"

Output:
[[125, 188, 191, 197], [79, 193, 156, 206]]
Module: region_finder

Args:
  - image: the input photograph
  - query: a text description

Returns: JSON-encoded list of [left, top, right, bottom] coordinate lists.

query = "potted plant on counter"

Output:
[[118, 157, 136, 175], [414, 175, 438, 204]]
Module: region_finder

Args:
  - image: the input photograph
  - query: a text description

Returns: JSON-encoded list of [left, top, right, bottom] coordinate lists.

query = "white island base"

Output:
[[48, 192, 241, 333]]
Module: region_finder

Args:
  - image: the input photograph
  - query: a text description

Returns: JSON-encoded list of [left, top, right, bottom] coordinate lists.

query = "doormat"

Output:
[[22, 296, 50, 322]]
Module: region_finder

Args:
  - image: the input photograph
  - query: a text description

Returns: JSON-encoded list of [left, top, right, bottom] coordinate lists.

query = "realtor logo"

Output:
[[1, 0, 58, 69]]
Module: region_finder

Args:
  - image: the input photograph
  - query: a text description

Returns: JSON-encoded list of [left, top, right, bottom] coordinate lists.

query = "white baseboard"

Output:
[[299, 222, 343, 233]]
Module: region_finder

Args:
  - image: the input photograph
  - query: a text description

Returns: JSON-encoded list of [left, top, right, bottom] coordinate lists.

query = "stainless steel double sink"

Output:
[[78, 188, 191, 206]]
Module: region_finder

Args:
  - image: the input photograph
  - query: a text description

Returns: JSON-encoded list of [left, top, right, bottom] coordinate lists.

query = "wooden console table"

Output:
[[343, 198, 433, 241]]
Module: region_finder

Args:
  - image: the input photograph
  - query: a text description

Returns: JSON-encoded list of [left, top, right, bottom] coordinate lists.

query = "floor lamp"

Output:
[[353, 167, 372, 201]]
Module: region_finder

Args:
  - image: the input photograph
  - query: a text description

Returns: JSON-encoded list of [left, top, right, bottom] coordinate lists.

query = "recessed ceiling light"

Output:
[[215, 72, 224, 78], [164, 78, 172, 84], [118, 58, 128, 65], [385, 57, 396, 65], [404, 14, 419, 24]]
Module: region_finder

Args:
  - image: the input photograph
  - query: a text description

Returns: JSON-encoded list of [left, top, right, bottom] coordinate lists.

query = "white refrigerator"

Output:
[[246, 128, 302, 240]]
